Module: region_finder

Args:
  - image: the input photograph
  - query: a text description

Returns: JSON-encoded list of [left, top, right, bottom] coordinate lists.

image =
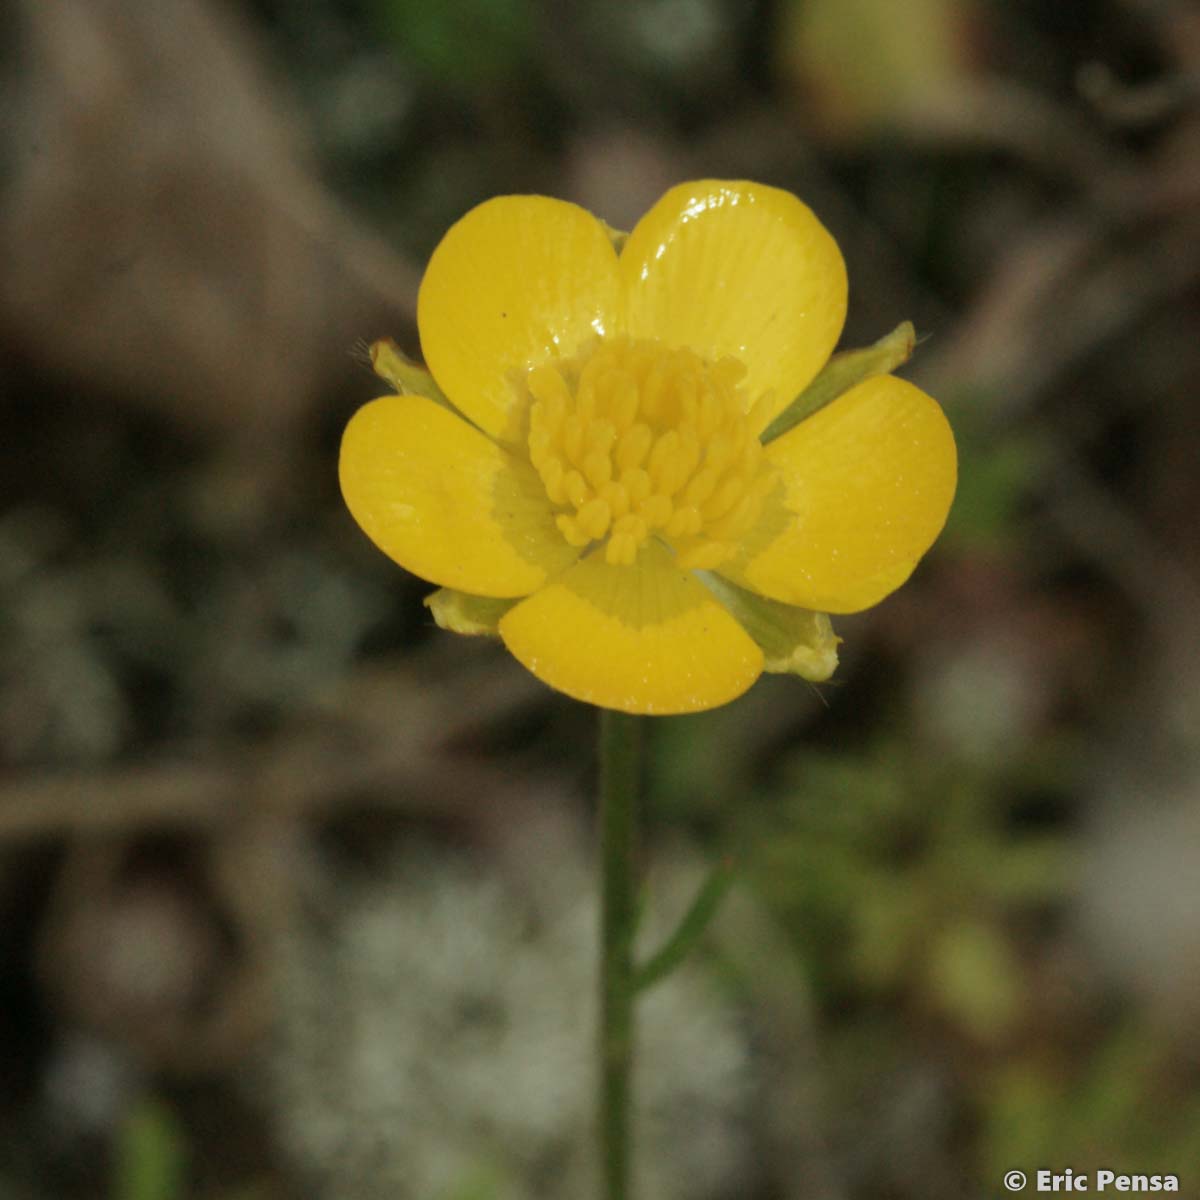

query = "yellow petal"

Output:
[[418, 195, 622, 442], [722, 374, 957, 613], [498, 542, 763, 714], [620, 180, 847, 427], [339, 394, 578, 597], [698, 574, 840, 682]]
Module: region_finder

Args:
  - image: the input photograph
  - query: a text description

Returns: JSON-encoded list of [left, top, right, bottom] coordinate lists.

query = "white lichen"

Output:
[[264, 826, 753, 1199]]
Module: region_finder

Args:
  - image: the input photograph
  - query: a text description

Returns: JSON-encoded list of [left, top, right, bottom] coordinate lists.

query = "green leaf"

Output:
[[633, 858, 736, 992]]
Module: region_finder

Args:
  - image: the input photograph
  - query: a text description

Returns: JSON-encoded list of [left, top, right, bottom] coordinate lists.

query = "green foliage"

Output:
[[941, 400, 1050, 550], [925, 917, 1022, 1041], [373, 0, 535, 89], [650, 705, 760, 819], [439, 1162, 518, 1200], [778, 0, 973, 134], [111, 1100, 186, 1200], [982, 1026, 1200, 1179], [747, 740, 1073, 1039]]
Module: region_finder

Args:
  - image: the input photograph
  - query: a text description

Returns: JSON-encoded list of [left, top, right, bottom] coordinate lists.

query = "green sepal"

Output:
[[369, 338, 454, 411], [600, 219, 629, 255], [698, 573, 840, 681], [760, 320, 916, 444], [425, 588, 518, 636]]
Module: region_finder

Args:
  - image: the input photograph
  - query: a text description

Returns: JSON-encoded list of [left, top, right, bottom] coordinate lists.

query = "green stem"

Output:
[[598, 709, 642, 1200]]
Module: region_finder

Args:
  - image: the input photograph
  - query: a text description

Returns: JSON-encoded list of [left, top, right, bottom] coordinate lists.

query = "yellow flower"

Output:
[[340, 180, 956, 715]]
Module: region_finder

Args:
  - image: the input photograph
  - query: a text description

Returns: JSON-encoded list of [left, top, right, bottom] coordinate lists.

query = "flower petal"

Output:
[[418, 195, 622, 442], [498, 541, 763, 714], [620, 180, 847, 427], [722, 374, 957, 613], [340, 394, 578, 597]]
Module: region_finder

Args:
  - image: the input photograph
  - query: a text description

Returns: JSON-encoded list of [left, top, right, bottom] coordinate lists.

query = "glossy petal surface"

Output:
[[340, 394, 578, 597], [620, 180, 847, 428], [418, 195, 622, 441], [722, 374, 957, 613], [499, 541, 763, 714]]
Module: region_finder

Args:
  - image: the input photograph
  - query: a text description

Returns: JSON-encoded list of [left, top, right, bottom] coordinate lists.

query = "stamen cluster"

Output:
[[526, 337, 776, 568]]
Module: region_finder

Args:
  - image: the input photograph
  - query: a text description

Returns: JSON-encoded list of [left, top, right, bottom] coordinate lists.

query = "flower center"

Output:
[[525, 336, 777, 569]]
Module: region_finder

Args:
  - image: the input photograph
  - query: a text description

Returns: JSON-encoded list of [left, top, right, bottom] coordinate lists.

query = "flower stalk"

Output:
[[598, 709, 642, 1200]]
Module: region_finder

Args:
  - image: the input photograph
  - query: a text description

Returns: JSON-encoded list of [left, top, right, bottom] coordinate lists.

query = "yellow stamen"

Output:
[[564, 469, 589, 509], [525, 336, 777, 566], [577, 496, 612, 540], [621, 468, 652, 505], [583, 450, 613, 490], [609, 375, 640, 431], [615, 424, 653, 472], [562, 414, 585, 465], [541, 457, 566, 505], [556, 513, 590, 547], [638, 494, 673, 529], [683, 465, 720, 508], [600, 480, 630, 518]]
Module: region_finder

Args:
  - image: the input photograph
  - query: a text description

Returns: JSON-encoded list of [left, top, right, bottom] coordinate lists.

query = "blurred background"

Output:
[[2, 0, 1200, 1196]]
